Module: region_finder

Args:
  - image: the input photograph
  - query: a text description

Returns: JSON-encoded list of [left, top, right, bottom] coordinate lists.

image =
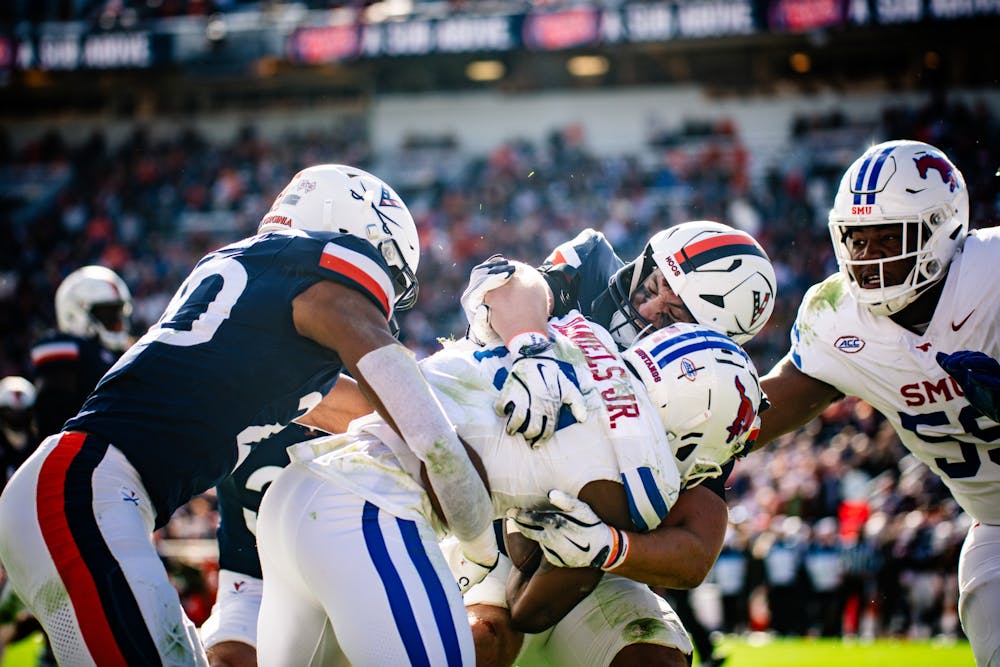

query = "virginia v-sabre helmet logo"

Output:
[[608, 221, 776, 346], [259, 164, 421, 310]]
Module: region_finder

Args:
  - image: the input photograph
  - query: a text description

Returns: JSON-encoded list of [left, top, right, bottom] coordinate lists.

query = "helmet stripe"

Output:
[[863, 145, 896, 205], [852, 145, 897, 205], [673, 233, 766, 273], [647, 336, 746, 369], [852, 153, 874, 206]]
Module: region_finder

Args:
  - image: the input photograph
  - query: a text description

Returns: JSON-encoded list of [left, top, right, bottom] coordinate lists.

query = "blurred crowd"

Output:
[[1, 93, 998, 639]]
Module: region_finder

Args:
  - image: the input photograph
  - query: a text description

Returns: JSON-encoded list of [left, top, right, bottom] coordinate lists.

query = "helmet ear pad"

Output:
[[828, 140, 968, 316]]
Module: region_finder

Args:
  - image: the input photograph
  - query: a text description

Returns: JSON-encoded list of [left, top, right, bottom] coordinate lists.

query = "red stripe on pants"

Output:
[[36, 432, 129, 667]]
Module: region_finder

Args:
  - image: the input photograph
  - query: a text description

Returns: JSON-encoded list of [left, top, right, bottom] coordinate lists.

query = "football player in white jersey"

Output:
[[458, 221, 774, 665], [517, 141, 999, 666], [751, 140, 1000, 666], [254, 317, 764, 666]]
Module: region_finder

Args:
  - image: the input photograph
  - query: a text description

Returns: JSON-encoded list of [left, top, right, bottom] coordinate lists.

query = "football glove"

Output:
[[440, 534, 500, 594], [936, 350, 1000, 423], [461, 254, 516, 347], [496, 332, 589, 447], [507, 490, 629, 571]]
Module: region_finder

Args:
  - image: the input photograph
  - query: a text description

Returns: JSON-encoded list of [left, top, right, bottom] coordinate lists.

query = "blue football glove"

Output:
[[936, 351, 1000, 423]]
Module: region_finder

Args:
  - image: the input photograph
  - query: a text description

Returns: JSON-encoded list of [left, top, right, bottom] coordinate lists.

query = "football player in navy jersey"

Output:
[[201, 370, 372, 667], [458, 221, 775, 666], [199, 421, 323, 667], [0, 164, 499, 667], [30, 265, 133, 438], [0, 376, 38, 489], [26, 265, 133, 667]]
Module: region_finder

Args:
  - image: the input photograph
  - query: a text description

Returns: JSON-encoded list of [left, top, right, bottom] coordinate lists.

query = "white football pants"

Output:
[[959, 521, 1000, 667], [256, 461, 474, 666], [0, 432, 207, 667]]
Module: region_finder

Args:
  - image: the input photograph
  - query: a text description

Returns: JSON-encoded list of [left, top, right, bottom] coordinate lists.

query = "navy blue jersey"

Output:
[[66, 230, 395, 528], [216, 421, 327, 578], [30, 332, 120, 437], [538, 228, 733, 498], [0, 430, 36, 489], [539, 229, 625, 322]]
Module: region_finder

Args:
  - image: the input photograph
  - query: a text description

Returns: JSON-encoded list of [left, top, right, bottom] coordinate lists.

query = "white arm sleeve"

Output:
[[356, 344, 496, 550]]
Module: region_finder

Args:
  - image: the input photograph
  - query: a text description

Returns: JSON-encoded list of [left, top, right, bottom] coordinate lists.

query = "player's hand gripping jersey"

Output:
[[65, 229, 398, 528], [790, 228, 1000, 523], [289, 310, 680, 541]]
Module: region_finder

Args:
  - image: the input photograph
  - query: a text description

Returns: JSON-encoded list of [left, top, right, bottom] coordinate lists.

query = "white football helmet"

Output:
[[622, 322, 764, 488], [829, 140, 968, 316], [0, 376, 36, 411], [259, 164, 421, 311], [608, 221, 775, 346], [55, 266, 133, 352]]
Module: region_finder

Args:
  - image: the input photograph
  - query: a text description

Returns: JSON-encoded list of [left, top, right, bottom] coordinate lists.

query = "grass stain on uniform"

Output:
[[624, 617, 665, 642]]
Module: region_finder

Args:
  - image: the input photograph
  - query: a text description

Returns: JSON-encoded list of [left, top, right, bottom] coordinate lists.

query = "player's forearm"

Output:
[[610, 486, 727, 588], [355, 344, 495, 548], [298, 376, 372, 433], [506, 563, 601, 634], [484, 263, 554, 344], [609, 525, 717, 588]]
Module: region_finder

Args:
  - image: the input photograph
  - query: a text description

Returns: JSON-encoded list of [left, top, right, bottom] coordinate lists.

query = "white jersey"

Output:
[[791, 228, 1000, 524], [290, 310, 680, 535]]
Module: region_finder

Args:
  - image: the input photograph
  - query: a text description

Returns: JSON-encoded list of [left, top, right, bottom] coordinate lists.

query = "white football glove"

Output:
[[440, 534, 500, 594], [508, 490, 629, 571], [495, 332, 589, 447], [461, 254, 516, 347]]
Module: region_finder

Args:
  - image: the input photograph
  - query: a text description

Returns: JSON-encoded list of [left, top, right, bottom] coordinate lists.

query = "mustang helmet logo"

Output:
[[725, 375, 757, 444], [913, 154, 958, 192]]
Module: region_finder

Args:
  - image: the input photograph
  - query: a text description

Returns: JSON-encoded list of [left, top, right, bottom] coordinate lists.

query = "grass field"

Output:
[[709, 635, 974, 667], [0, 633, 976, 666]]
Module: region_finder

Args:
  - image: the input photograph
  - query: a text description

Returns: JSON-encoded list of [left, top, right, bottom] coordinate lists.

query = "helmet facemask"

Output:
[[55, 266, 133, 352], [606, 257, 656, 348], [605, 246, 696, 349], [828, 140, 968, 316], [830, 210, 956, 316], [88, 300, 133, 352], [379, 236, 419, 311]]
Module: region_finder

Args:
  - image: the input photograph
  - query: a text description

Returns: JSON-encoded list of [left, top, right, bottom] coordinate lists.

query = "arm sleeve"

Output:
[[356, 344, 496, 549]]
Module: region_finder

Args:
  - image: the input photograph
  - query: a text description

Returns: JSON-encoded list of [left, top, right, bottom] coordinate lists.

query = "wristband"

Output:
[[600, 527, 630, 571], [462, 523, 500, 566], [507, 331, 553, 357]]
